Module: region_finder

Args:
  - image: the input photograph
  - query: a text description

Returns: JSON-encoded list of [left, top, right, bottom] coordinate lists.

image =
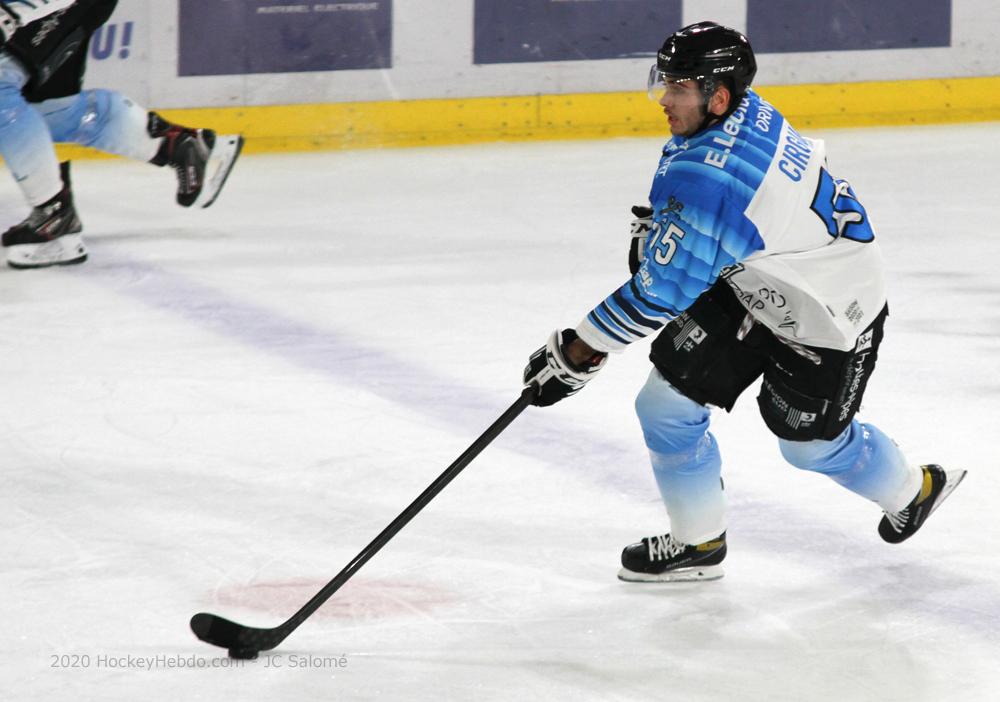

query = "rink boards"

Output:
[[45, 0, 1000, 158], [56, 74, 1000, 158]]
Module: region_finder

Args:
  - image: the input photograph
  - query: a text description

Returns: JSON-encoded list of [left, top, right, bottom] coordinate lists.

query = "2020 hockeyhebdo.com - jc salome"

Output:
[[48, 652, 350, 671]]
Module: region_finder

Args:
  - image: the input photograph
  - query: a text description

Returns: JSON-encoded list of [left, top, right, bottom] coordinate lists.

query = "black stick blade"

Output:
[[190, 613, 281, 652], [190, 613, 241, 648]]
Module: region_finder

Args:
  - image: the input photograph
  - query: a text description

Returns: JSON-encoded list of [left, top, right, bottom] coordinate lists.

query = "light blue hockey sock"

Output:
[[779, 421, 921, 512], [0, 55, 61, 205], [635, 369, 725, 544], [35, 89, 159, 162]]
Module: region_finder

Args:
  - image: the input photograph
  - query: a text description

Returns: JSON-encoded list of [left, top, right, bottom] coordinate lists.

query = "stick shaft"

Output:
[[270, 386, 535, 642]]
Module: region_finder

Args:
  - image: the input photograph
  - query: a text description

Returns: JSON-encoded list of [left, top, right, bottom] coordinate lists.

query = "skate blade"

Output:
[[928, 469, 967, 517], [6, 234, 88, 269], [196, 134, 244, 209], [617, 564, 724, 583]]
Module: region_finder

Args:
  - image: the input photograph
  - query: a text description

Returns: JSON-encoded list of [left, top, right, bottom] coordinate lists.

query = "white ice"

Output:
[[1, 123, 998, 701]]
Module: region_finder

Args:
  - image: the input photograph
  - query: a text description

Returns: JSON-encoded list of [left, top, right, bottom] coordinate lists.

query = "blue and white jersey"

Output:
[[576, 89, 885, 353]]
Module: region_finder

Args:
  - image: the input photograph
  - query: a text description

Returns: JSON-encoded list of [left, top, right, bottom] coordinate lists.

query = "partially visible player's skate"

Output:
[[618, 532, 726, 582], [148, 112, 244, 209], [879, 464, 966, 543], [196, 133, 243, 208], [2, 162, 86, 269]]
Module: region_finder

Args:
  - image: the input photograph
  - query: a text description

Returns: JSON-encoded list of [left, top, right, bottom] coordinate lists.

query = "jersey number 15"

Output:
[[652, 222, 686, 265]]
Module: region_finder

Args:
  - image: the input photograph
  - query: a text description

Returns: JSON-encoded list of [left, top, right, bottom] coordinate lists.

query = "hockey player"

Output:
[[0, 0, 243, 268], [522, 22, 966, 582]]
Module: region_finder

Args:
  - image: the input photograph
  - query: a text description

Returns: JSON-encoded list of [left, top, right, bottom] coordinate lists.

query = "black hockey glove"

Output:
[[628, 205, 653, 275], [523, 329, 608, 407]]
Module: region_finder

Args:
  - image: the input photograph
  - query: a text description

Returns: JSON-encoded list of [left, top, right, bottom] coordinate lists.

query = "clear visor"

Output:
[[647, 64, 704, 104]]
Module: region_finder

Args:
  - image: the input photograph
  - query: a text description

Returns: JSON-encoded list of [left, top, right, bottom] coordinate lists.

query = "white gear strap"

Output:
[[1, 0, 76, 29], [630, 213, 652, 239], [629, 206, 653, 267]]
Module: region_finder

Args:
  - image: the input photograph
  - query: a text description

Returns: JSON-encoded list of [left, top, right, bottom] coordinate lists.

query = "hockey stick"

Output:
[[190, 385, 537, 658]]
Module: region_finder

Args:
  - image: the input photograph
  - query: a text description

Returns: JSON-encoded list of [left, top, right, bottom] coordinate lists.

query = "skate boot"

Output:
[[148, 112, 244, 208], [2, 162, 86, 269], [879, 464, 966, 543], [618, 532, 726, 582]]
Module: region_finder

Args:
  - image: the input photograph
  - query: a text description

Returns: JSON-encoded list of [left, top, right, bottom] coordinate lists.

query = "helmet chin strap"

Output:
[[691, 79, 738, 135], [694, 105, 723, 134], [692, 98, 724, 135]]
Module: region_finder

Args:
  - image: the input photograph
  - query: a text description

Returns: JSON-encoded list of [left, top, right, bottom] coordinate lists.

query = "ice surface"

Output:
[[1, 123, 998, 701]]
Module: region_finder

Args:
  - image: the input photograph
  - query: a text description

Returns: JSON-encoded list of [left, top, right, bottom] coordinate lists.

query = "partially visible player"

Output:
[[0, 0, 243, 268], [522, 22, 966, 581]]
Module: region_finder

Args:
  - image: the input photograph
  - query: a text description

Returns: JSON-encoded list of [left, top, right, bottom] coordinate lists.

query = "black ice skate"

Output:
[[879, 464, 966, 544], [149, 112, 244, 209], [2, 162, 86, 269], [619, 532, 726, 582]]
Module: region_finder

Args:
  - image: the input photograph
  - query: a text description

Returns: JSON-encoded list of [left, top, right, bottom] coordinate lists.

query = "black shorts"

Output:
[[7, 0, 118, 101], [649, 280, 888, 441]]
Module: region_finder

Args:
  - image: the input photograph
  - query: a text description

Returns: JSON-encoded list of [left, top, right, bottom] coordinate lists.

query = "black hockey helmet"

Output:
[[649, 22, 757, 106]]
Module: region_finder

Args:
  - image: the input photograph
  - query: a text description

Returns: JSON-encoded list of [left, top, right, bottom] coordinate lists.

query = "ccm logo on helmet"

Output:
[[713, 66, 735, 73]]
